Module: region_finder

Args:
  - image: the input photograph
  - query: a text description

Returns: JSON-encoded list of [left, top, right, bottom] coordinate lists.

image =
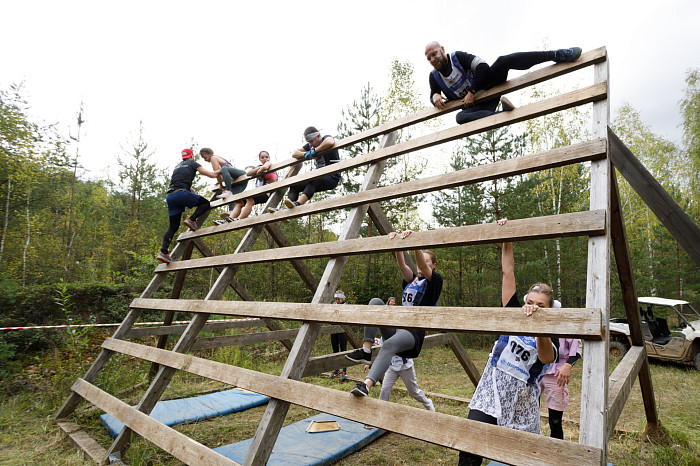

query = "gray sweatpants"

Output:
[[379, 365, 434, 411], [365, 327, 416, 384]]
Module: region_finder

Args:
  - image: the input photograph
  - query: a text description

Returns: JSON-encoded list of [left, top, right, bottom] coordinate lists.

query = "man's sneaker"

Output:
[[156, 252, 173, 263], [345, 348, 371, 364], [183, 217, 198, 231], [284, 199, 301, 209], [500, 96, 516, 111], [554, 47, 582, 63], [350, 382, 369, 397], [216, 190, 232, 199]]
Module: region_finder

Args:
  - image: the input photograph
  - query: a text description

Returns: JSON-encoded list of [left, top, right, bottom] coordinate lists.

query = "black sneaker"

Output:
[[554, 47, 582, 63], [351, 382, 369, 397], [213, 219, 227, 226], [345, 348, 371, 364], [340, 371, 347, 382]]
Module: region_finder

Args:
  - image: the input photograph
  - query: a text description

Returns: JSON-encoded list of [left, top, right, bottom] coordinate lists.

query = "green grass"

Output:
[[1, 331, 698, 465]]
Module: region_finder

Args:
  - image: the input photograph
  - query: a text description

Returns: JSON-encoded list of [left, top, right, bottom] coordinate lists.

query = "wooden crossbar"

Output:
[[71, 378, 238, 465], [198, 83, 607, 214], [129, 299, 603, 339], [607, 346, 646, 438], [126, 319, 264, 338], [185, 139, 607, 240], [202, 47, 607, 191], [191, 325, 344, 351], [101, 338, 602, 466], [167, 210, 606, 273]]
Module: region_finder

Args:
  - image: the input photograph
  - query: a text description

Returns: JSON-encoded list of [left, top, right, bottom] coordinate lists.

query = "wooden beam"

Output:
[[302, 333, 453, 377], [446, 333, 481, 387], [125, 319, 263, 338], [607, 346, 645, 438], [71, 379, 237, 466], [103, 338, 603, 466], [191, 325, 344, 351], [184, 47, 607, 195], [187, 83, 607, 224], [185, 139, 607, 240], [57, 420, 119, 464], [129, 299, 603, 339], [264, 222, 319, 292], [164, 211, 607, 272], [579, 56, 610, 463], [610, 169, 659, 426], [608, 128, 700, 267]]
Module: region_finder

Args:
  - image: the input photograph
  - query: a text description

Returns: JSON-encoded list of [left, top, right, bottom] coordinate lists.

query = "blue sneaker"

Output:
[[156, 252, 173, 264], [554, 47, 582, 63]]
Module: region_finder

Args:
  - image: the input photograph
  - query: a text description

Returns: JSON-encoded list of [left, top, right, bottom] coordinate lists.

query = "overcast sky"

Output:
[[2, 0, 698, 182]]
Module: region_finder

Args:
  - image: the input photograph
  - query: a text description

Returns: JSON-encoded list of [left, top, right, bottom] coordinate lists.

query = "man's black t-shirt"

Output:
[[168, 159, 201, 192], [397, 270, 443, 358]]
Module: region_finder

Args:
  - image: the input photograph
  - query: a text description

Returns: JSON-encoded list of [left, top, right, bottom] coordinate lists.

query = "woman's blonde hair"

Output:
[[527, 282, 554, 307]]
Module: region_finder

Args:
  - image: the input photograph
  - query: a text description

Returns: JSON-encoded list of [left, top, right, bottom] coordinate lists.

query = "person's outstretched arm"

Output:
[[414, 248, 433, 281], [389, 230, 415, 283], [196, 166, 220, 178]]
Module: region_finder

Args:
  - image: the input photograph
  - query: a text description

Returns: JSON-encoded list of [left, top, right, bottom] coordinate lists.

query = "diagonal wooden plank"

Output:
[[103, 338, 603, 466], [160, 211, 607, 272], [130, 299, 603, 339], [607, 346, 645, 438]]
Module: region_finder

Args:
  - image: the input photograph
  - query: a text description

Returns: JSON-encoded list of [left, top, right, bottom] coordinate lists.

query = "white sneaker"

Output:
[[216, 190, 232, 199]]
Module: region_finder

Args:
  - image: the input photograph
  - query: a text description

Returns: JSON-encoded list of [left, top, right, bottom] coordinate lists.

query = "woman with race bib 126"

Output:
[[458, 218, 559, 466]]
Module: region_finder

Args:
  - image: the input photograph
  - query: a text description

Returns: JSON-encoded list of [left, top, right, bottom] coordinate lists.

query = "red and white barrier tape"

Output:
[[0, 317, 260, 331]]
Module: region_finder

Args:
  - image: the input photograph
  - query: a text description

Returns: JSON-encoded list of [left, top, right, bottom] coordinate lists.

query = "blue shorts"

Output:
[[166, 190, 204, 216]]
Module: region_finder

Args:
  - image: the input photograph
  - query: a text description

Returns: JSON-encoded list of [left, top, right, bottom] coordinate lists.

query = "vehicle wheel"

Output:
[[609, 341, 628, 360], [694, 352, 700, 371]]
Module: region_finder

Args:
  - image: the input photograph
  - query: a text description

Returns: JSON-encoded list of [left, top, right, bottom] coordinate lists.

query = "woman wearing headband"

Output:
[[458, 218, 559, 466]]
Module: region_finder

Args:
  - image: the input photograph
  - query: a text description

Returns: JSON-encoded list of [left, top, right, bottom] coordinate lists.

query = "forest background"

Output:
[[0, 60, 698, 376]]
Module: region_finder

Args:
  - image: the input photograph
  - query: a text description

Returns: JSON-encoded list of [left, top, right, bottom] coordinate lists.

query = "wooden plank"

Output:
[[610, 169, 659, 426], [185, 47, 607, 195], [57, 420, 116, 463], [126, 319, 263, 338], [164, 211, 607, 272], [302, 333, 453, 377], [103, 338, 603, 466], [188, 83, 607, 221], [71, 379, 237, 466], [130, 299, 603, 339], [579, 57, 610, 463], [607, 346, 645, 438], [264, 222, 320, 292], [54, 239, 190, 420], [446, 333, 480, 387], [185, 139, 607, 240], [608, 128, 700, 267], [191, 325, 344, 351], [243, 132, 398, 465]]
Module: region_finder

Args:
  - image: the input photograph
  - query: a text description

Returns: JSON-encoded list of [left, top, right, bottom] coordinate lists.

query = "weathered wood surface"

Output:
[[71, 379, 238, 465], [130, 299, 603, 339], [103, 338, 603, 466], [302, 333, 453, 377], [184, 139, 606, 240], [191, 325, 344, 351], [608, 128, 700, 267], [187, 47, 607, 198], [607, 346, 645, 438], [189, 83, 607, 220], [447, 333, 481, 386], [57, 420, 118, 463], [264, 221, 319, 291], [579, 58, 610, 463], [610, 169, 659, 426], [165, 211, 607, 272], [126, 319, 263, 338]]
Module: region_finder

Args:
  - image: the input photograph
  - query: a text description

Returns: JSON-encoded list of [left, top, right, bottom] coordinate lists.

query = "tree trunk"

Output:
[[0, 177, 11, 263], [22, 188, 31, 290]]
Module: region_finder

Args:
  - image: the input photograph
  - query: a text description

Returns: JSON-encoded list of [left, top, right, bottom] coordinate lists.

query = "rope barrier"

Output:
[[0, 317, 260, 331]]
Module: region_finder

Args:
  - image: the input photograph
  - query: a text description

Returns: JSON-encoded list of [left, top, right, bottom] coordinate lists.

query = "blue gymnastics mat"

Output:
[[214, 413, 386, 465], [100, 388, 269, 438]]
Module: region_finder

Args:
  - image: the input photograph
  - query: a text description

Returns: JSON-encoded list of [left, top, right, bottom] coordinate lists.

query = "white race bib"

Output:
[[495, 335, 538, 383]]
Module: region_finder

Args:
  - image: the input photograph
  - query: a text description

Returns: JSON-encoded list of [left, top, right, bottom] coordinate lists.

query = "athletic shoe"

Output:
[[225, 217, 239, 223], [156, 252, 173, 264], [554, 47, 582, 63], [213, 219, 227, 226], [219, 211, 231, 219], [267, 207, 279, 213], [500, 96, 516, 111], [350, 382, 369, 397], [183, 217, 198, 231], [329, 370, 341, 379], [284, 199, 300, 209], [340, 371, 347, 382], [216, 190, 232, 199], [345, 348, 371, 364]]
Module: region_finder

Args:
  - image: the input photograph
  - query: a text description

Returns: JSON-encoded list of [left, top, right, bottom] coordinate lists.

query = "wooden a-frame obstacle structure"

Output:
[[55, 46, 700, 465]]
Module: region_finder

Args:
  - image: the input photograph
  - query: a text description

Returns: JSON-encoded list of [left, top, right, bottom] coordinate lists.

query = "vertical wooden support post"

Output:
[[243, 132, 398, 466], [579, 53, 610, 463]]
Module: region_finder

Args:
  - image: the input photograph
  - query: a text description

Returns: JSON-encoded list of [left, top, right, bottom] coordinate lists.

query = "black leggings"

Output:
[[458, 409, 497, 466], [330, 332, 347, 372], [455, 51, 557, 125], [548, 408, 564, 439], [160, 198, 209, 254], [288, 175, 339, 201]]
